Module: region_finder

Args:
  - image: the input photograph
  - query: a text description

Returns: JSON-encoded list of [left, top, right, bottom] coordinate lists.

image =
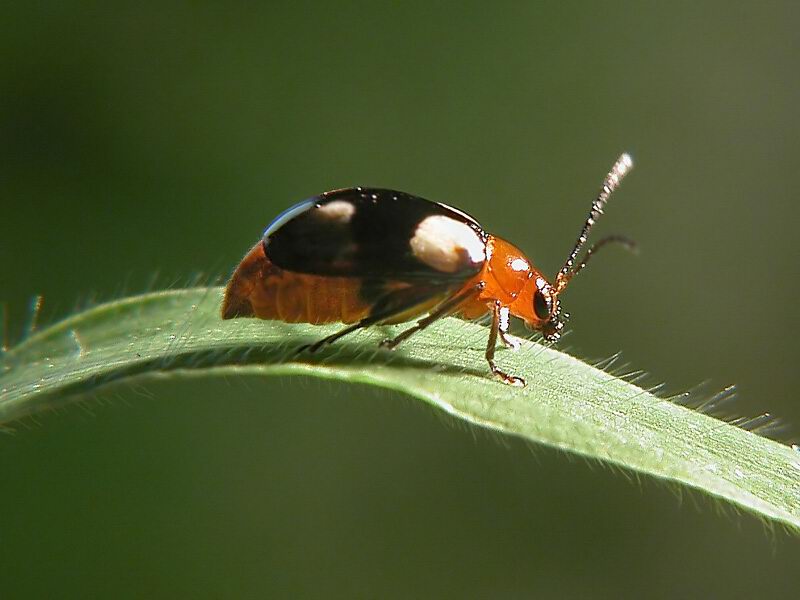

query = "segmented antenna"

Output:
[[567, 234, 638, 281], [555, 153, 634, 292]]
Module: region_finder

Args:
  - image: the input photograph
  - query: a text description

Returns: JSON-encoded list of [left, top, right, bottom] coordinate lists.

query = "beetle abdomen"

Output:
[[255, 271, 372, 324], [222, 242, 372, 324]]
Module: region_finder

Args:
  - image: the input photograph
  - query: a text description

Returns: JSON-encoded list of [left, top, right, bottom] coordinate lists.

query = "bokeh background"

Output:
[[2, 2, 799, 598]]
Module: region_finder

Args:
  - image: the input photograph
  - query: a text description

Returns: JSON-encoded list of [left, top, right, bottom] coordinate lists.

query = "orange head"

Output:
[[492, 153, 637, 342], [509, 272, 565, 342]]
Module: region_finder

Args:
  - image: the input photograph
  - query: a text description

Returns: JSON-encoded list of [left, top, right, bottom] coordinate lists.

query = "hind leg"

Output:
[[378, 283, 484, 350], [296, 285, 452, 354]]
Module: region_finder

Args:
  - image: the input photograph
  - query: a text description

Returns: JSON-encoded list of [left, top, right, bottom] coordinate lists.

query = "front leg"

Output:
[[486, 302, 525, 387], [497, 305, 520, 351]]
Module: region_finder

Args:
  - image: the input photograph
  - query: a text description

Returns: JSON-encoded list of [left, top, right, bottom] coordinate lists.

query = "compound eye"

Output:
[[533, 291, 550, 321]]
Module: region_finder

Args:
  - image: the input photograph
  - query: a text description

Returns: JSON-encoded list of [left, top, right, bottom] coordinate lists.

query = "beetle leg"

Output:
[[296, 286, 446, 354], [497, 305, 520, 351], [379, 283, 483, 350], [486, 302, 525, 387], [298, 321, 373, 354]]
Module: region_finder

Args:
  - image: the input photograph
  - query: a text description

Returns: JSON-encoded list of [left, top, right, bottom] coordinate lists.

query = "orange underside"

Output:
[[221, 242, 490, 325]]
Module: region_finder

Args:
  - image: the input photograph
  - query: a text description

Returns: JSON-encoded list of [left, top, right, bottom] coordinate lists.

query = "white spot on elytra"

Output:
[[410, 215, 485, 273], [317, 200, 355, 223]]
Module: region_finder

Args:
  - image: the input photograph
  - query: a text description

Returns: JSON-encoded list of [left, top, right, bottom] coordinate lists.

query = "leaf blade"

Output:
[[2, 287, 798, 530]]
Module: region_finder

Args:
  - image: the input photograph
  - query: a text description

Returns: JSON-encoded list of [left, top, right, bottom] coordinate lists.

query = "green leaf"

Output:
[[2, 287, 799, 530]]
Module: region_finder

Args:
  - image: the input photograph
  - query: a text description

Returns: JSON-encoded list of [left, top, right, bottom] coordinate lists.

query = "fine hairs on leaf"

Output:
[[1, 287, 799, 532]]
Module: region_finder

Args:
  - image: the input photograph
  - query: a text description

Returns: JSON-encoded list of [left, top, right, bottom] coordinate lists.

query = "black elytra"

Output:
[[263, 187, 487, 283]]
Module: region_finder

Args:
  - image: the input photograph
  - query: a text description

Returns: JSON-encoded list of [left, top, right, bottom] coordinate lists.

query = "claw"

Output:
[[491, 366, 526, 387]]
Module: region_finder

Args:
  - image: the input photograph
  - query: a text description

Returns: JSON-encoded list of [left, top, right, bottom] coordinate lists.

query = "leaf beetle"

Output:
[[222, 153, 636, 386]]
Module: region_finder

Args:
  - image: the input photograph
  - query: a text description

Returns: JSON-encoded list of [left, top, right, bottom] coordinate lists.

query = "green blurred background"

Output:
[[2, 2, 799, 598]]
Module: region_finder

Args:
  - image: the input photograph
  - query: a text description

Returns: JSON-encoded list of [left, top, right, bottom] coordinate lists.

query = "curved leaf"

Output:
[[1, 287, 798, 530]]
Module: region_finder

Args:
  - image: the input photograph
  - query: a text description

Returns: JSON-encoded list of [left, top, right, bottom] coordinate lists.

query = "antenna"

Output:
[[555, 153, 634, 293]]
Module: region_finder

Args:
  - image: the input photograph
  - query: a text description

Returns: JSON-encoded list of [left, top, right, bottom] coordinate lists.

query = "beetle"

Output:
[[222, 153, 635, 386]]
